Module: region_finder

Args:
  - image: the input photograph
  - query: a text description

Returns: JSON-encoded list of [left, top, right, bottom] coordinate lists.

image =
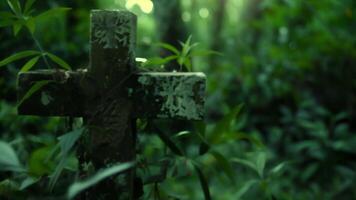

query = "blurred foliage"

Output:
[[0, 0, 355, 199]]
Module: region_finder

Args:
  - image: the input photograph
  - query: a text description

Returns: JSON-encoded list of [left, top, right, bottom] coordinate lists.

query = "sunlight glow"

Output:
[[182, 12, 191, 22], [199, 8, 209, 18], [125, 0, 153, 14]]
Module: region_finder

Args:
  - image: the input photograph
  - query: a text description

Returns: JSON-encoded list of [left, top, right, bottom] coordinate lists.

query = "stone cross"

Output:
[[17, 10, 205, 199]]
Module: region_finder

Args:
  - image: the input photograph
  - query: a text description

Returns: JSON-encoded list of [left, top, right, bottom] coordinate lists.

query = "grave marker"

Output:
[[17, 9, 206, 199]]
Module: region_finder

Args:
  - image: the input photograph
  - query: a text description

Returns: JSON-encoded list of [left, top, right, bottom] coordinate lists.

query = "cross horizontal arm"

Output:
[[132, 72, 206, 120], [17, 70, 206, 120], [17, 69, 86, 116]]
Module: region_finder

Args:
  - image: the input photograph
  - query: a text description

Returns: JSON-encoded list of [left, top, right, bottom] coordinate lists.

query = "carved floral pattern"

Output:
[[92, 11, 131, 49]]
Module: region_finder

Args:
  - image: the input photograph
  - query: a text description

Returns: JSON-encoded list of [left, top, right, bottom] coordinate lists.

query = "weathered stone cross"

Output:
[[17, 10, 205, 199]]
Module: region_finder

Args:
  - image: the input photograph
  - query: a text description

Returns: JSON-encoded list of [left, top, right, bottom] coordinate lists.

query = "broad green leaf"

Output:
[[210, 151, 235, 183], [0, 50, 40, 67], [19, 176, 40, 190], [36, 7, 71, 19], [0, 141, 24, 172], [45, 52, 71, 70], [67, 162, 135, 199], [64, 154, 79, 171], [20, 56, 40, 72], [156, 43, 180, 55], [17, 80, 51, 106], [28, 145, 56, 176], [6, 0, 22, 16], [49, 128, 84, 190], [255, 151, 267, 178], [24, 0, 37, 15], [193, 164, 211, 200]]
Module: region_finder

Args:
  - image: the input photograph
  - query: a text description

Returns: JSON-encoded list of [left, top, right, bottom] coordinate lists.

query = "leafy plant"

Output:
[[67, 162, 135, 199], [143, 35, 221, 71], [0, 0, 72, 71]]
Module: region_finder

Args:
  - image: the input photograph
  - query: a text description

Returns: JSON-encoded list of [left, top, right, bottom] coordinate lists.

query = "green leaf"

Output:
[[255, 151, 267, 178], [0, 11, 16, 19], [234, 132, 264, 148], [49, 128, 84, 190], [0, 141, 24, 172], [193, 164, 211, 200], [210, 151, 235, 183], [45, 52, 71, 70], [231, 158, 257, 174], [156, 43, 180, 55], [191, 50, 223, 57], [19, 176, 40, 190], [180, 35, 198, 57], [67, 162, 135, 199], [234, 179, 258, 199], [0, 19, 15, 27], [58, 128, 84, 156], [7, 0, 22, 16], [25, 17, 35, 34], [48, 157, 67, 190], [194, 121, 206, 136], [0, 50, 40, 67], [153, 124, 184, 156], [13, 20, 24, 36], [183, 57, 192, 71], [36, 7, 71, 19], [143, 55, 178, 67], [20, 56, 40, 72], [209, 104, 244, 143], [173, 131, 191, 138], [232, 151, 268, 179], [17, 80, 51, 106], [24, 0, 37, 15], [195, 131, 210, 155], [28, 145, 56, 176], [269, 162, 287, 176], [64, 154, 79, 171]]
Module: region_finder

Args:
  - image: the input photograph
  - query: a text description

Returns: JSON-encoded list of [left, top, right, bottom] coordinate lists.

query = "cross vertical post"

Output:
[[83, 10, 137, 199]]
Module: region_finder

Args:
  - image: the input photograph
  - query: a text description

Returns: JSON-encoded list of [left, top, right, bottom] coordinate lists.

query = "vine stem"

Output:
[[30, 32, 52, 69]]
